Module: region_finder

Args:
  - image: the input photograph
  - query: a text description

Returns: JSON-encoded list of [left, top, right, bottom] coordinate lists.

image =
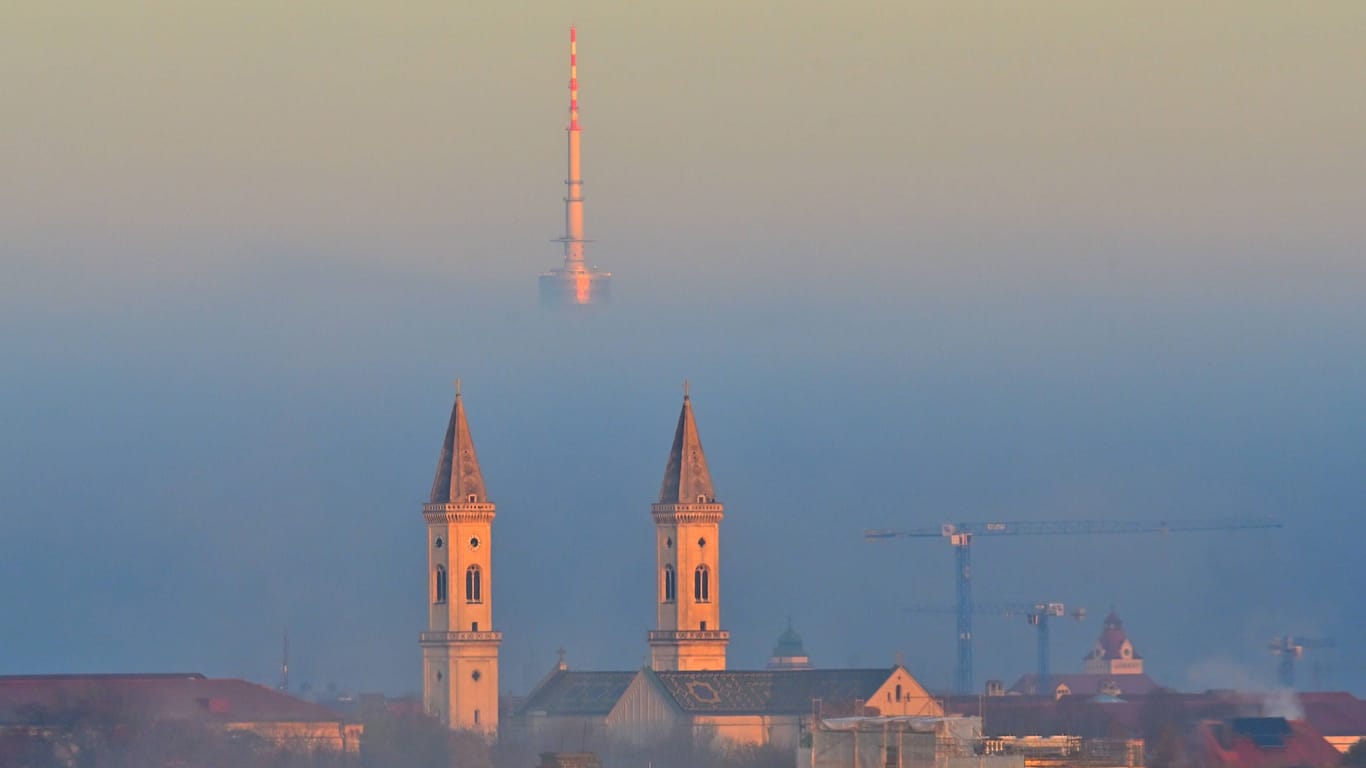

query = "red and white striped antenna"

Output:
[[561, 26, 586, 271], [569, 26, 580, 132]]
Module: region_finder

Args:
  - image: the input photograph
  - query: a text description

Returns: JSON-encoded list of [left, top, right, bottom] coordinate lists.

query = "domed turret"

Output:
[[767, 620, 812, 670]]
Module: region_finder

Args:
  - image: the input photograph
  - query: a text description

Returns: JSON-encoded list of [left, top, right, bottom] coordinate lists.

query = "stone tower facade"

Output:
[[649, 390, 729, 671], [421, 386, 501, 733]]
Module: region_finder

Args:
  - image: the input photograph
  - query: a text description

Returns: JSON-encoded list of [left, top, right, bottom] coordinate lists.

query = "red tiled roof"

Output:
[[1298, 692, 1366, 737], [0, 674, 347, 725], [1200, 718, 1343, 768]]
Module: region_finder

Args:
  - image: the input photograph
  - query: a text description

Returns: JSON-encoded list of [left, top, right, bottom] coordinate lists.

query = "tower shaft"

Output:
[[421, 388, 501, 735], [563, 27, 585, 272]]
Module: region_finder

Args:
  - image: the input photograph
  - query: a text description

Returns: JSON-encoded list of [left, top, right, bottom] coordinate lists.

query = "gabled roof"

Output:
[[519, 670, 637, 717], [658, 394, 716, 505], [429, 389, 488, 504], [1087, 611, 1140, 661], [649, 668, 896, 715], [0, 674, 347, 725]]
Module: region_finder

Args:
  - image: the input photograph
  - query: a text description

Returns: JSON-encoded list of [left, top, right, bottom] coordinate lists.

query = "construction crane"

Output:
[[867, 517, 1282, 695], [1268, 635, 1335, 689], [906, 602, 1085, 696]]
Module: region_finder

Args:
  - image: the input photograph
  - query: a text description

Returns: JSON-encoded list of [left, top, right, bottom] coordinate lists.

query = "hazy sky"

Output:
[[2, 3, 1363, 697]]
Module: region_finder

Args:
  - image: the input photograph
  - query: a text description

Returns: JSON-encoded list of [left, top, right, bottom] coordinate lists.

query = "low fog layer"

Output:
[[2, 269, 1361, 695], [1, 2, 1363, 698]]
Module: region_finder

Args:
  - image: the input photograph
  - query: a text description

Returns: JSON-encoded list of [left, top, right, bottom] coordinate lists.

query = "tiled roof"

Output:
[[1007, 673, 1162, 697], [1201, 717, 1343, 768], [651, 668, 893, 715], [658, 395, 717, 505], [429, 390, 488, 504], [0, 674, 347, 724], [519, 671, 637, 716], [1299, 692, 1366, 736]]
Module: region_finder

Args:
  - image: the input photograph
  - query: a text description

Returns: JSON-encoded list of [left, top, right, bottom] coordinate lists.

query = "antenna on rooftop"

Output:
[[279, 628, 290, 692]]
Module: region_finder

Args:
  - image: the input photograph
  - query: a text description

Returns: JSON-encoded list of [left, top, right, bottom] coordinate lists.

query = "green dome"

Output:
[[772, 625, 807, 658]]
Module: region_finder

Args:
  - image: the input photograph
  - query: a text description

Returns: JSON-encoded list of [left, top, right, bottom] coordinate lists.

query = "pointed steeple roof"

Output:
[[658, 388, 716, 504], [429, 385, 488, 504]]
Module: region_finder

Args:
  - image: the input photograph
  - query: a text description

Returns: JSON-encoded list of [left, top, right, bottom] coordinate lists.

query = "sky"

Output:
[[2, 2, 1364, 698]]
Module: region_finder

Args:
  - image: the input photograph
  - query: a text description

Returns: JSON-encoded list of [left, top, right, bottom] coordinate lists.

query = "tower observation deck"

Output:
[[539, 27, 612, 307]]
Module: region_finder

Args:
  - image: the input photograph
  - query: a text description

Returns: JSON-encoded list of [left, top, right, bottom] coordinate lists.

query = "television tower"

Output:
[[539, 27, 612, 306]]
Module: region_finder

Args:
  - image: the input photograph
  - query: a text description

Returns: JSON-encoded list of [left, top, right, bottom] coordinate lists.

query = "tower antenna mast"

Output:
[[562, 26, 585, 272], [538, 26, 611, 305]]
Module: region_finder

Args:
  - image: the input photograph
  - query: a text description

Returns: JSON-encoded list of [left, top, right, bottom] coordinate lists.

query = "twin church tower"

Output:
[[420, 385, 728, 732]]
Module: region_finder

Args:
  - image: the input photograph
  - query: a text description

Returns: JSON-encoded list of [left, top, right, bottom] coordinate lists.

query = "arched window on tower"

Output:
[[663, 565, 676, 602], [466, 565, 483, 603], [694, 565, 710, 603], [435, 565, 447, 604]]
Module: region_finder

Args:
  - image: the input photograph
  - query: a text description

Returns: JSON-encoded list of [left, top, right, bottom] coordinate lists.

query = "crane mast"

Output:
[[1268, 635, 1335, 688], [907, 602, 1079, 695], [870, 517, 1281, 695]]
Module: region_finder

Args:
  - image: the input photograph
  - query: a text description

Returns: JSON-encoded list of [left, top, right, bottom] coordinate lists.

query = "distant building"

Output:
[[767, 622, 813, 670], [517, 664, 942, 751], [942, 688, 1366, 753], [1006, 672, 1163, 700], [0, 673, 360, 756], [500, 390, 941, 752], [1196, 717, 1344, 768], [1009, 610, 1159, 698], [807, 715, 1025, 768], [1084, 611, 1143, 675]]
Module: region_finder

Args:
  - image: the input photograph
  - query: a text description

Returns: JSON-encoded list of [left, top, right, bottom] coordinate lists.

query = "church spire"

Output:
[[650, 385, 727, 671], [429, 383, 487, 504], [421, 382, 501, 734], [658, 387, 716, 505]]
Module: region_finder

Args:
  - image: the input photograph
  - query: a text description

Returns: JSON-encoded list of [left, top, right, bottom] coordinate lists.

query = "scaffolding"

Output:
[[983, 736, 1143, 768], [804, 717, 1143, 768], [805, 716, 1022, 768]]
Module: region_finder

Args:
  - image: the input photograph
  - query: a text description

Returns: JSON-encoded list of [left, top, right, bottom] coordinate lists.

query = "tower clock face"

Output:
[[468, 536, 481, 550]]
